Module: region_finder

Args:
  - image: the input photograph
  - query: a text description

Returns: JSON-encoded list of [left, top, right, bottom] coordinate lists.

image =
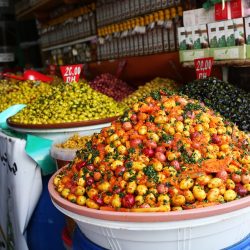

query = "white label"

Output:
[[0, 0, 8, 7], [0, 53, 14, 62], [183, 50, 205, 61], [214, 47, 240, 59]]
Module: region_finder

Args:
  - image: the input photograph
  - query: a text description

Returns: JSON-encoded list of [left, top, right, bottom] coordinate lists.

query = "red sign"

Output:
[[60, 64, 83, 83], [194, 57, 214, 79]]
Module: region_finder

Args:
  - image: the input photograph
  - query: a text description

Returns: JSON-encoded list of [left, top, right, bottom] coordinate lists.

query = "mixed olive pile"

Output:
[[10, 82, 126, 125], [53, 90, 250, 212], [122, 78, 178, 106], [181, 77, 250, 131], [55, 134, 92, 150], [0, 80, 52, 112]]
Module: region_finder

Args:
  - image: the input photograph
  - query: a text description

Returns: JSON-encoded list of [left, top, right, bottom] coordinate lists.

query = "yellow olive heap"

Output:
[[55, 134, 92, 150], [53, 91, 250, 212], [0, 80, 52, 112], [10, 81, 127, 124], [122, 78, 178, 107]]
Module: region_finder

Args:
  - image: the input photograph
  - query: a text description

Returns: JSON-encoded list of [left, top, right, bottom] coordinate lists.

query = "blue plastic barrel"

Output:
[[224, 234, 250, 250], [72, 226, 107, 250], [73, 226, 250, 250], [27, 175, 66, 250]]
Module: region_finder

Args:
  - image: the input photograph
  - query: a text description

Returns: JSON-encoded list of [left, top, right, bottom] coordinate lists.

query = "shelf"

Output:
[[183, 59, 250, 68], [16, 0, 63, 20], [87, 52, 197, 85], [41, 35, 97, 51]]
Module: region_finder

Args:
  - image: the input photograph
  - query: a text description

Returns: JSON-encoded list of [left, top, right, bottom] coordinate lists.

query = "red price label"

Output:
[[194, 57, 214, 79], [60, 64, 83, 83]]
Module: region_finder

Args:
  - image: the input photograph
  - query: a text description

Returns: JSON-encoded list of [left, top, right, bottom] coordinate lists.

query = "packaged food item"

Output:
[[217, 21, 226, 48], [225, 20, 235, 46], [200, 24, 209, 49], [208, 22, 218, 48], [245, 16, 250, 44], [215, 2, 231, 20], [233, 18, 245, 45], [178, 27, 186, 50]]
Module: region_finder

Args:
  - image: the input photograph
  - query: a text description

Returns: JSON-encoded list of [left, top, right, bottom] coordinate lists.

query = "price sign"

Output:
[[194, 57, 214, 79], [60, 64, 83, 83]]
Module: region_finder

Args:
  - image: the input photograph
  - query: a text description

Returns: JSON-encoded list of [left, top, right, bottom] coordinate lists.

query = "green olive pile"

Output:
[[10, 81, 127, 125], [181, 77, 250, 131], [0, 80, 52, 112], [122, 78, 179, 107]]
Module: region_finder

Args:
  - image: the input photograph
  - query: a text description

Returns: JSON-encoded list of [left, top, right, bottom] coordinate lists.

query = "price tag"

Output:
[[60, 64, 83, 83], [116, 60, 127, 78], [194, 57, 214, 79]]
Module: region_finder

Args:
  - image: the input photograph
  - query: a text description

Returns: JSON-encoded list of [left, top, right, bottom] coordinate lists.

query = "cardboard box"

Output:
[[233, 18, 245, 45], [217, 21, 227, 48], [246, 44, 250, 57], [215, 2, 231, 20], [210, 45, 246, 60], [245, 16, 250, 44], [179, 48, 210, 62], [230, 0, 250, 18], [178, 27, 187, 50], [193, 26, 202, 49], [200, 24, 209, 49], [183, 8, 215, 27], [225, 20, 236, 46], [208, 22, 218, 48]]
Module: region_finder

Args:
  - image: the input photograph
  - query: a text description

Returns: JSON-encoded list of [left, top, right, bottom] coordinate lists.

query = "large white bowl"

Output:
[[48, 170, 250, 250]]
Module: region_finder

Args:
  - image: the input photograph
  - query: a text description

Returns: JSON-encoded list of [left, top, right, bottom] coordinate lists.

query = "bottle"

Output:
[[113, 24, 119, 59], [157, 10, 164, 53], [143, 15, 149, 55], [133, 19, 139, 56], [163, 9, 170, 52], [169, 8, 176, 51], [147, 14, 154, 54], [129, 19, 135, 57], [118, 23, 123, 58], [153, 12, 159, 53], [138, 17, 145, 55], [174, 6, 183, 51]]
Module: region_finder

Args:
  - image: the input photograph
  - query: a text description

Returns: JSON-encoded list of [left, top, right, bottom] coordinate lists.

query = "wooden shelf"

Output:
[[41, 35, 97, 51], [87, 52, 196, 86], [183, 59, 250, 68], [16, 0, 63, 20]]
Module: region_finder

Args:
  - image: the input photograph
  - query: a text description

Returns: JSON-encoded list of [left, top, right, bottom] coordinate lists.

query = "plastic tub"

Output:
[[27, 175, 66, 250], [48, 170, 250, 250], [73, 226, 250, 250]]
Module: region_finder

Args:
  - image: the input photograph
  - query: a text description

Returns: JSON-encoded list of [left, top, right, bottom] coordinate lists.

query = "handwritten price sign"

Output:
[[60, 64, 83, 83], [194, 57, 214, 79]]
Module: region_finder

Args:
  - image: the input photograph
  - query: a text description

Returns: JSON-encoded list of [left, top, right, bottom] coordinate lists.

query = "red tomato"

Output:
[[123, 122, 132, 131], [157, 184, 168, 194], [231, 173, 241, 183], [155, 152, 166, 162], [122, 194, 135, 208], [143, 148, 155, 157], [115, 166, 126, 177], [216, 170, 228, 181]]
